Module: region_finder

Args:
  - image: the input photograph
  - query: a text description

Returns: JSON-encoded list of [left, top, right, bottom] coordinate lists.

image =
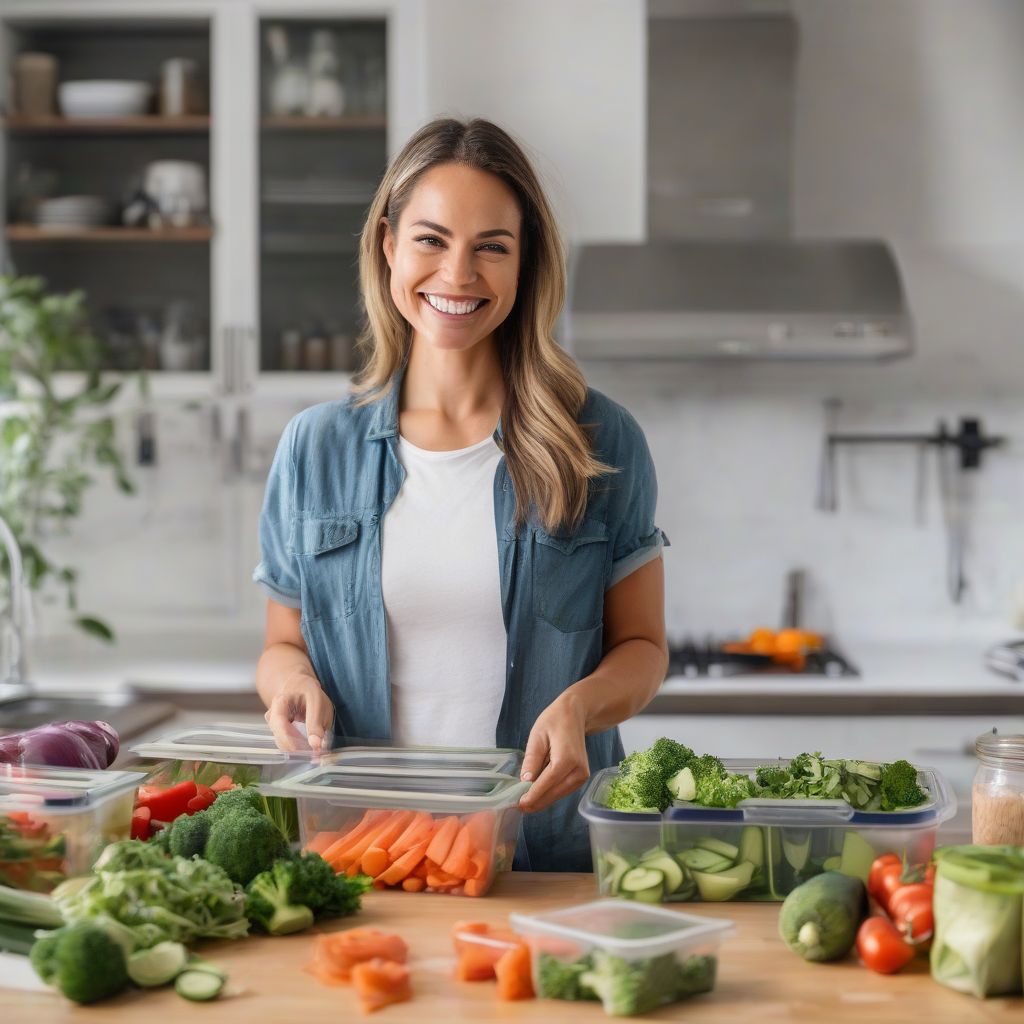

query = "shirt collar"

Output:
[[364, 360, 506, 446]]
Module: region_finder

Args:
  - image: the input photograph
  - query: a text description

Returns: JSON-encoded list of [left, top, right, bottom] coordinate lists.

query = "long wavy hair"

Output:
[[352, 116, 611, 533]]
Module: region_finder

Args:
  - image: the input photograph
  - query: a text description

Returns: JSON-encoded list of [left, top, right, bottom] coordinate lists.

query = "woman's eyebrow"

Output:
[[410, 219, 515, 240]]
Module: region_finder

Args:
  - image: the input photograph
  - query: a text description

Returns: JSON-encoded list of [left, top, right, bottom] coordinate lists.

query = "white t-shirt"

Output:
[[381, 432, 507, 747]]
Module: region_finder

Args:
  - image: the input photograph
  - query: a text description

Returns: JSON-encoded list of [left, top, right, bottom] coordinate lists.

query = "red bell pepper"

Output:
[[186, 784, 217, 815], [136, 780, 198, 821], [131, 805, 152, 841], [210, 774, 235, 794]]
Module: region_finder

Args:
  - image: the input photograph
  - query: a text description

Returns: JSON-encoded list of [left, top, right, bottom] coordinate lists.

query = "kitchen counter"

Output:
[[2, 872, 1019, 1023]]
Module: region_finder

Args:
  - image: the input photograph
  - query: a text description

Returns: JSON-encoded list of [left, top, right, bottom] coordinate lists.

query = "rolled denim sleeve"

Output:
[[606, 408, 669, 590], [252, 416, 302, 608]]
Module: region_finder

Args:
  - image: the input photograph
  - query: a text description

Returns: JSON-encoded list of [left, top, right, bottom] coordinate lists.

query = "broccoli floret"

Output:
[[167, 811, 211, 860], [754, 763, 791, 793], [694, 771, 756, 809], [30, 921, 129, 1004], [667, 754, 725, 801], [675, 954, 717, 996], [536, 953, 596, 1000], [204, 787, 264, 823], [203, 808, 289, 886], [606, 738, 696, 812], [879, 759, 927, 811], [245, 860, 316, 935], [579, 949, 681, 1016], [648, 738, 694, 777], [289, 852, 370, 919]]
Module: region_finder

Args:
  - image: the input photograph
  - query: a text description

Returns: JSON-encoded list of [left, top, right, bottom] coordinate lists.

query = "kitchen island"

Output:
[[2, 872, 1018, 1023]]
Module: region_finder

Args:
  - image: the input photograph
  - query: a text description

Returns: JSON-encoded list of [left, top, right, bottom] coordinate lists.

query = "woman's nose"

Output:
[[440, 244, 478, 286]]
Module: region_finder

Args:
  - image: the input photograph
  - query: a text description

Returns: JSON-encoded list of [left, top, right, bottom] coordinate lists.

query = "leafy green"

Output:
[[579, 948, 696, 1016], [53, 840, 248, 948]]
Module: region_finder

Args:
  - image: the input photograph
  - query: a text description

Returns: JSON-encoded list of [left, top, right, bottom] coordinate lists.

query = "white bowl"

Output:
[[59, 80, 152, 119]]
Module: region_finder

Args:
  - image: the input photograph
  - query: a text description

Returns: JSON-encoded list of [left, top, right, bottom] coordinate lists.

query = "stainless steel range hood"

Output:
[[565, 239, 912, 361], [566, 2, 914, 362]]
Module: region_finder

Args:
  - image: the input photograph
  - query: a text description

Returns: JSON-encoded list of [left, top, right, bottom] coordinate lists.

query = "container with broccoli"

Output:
[[510, 899, 731, 1017], [578, 740, 955, 904]]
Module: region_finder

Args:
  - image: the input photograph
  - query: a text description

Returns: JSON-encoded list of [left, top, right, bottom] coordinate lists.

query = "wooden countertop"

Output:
[[2, 872, 1020, 1023]]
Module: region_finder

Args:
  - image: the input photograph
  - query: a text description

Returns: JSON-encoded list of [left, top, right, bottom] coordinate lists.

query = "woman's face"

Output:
[[381, 162, 522, 353]]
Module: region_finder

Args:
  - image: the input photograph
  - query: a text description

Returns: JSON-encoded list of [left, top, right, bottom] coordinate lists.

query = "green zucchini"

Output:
[[778, 871, 867, 962]]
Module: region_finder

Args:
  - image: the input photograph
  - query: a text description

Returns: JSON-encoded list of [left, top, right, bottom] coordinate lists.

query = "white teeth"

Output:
[[424, 293, 483, 315]]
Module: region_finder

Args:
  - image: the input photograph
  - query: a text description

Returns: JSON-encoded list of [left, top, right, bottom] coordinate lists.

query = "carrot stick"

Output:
[[462, 810, 496, 850], [361, 846, 390, 877], [401, 877, 426, 892], [441, 824, 474, 879], [323, 809, 390, 866], [425, 815, 460, 864], [387, 811, 434, 858], [378, 839, 430, 886], [464, 876, 489, 898], [467, 850, 491, 881], [337, 810, 415, 870], [305, 831, 344, 856]]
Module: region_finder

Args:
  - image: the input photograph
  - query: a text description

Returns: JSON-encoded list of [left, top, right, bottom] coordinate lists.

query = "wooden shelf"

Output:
[[1, 115, 210, 134], [261, 115, 386, 132], [6, 225, 213, 243]]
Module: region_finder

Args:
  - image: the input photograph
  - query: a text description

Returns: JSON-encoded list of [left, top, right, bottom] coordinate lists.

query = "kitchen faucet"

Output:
[[0, 512, 30, 689]]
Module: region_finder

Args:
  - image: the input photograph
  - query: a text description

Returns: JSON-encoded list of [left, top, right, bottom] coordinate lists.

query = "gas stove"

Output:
[[667, 637, 859, 679]]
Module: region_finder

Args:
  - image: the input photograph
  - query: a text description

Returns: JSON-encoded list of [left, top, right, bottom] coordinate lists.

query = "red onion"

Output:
[[0, 720, 120, 770]]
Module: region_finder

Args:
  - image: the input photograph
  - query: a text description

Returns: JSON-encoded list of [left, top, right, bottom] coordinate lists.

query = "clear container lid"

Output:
[[326, 744, 523, 776], [265, 764, 529, 814], [579, 760, 956, 828], [131, 724, 320, 765], [510, 899, 734, 961], [0, 765, 146, 814]]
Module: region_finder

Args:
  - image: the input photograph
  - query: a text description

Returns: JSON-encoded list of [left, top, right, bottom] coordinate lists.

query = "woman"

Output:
[[253, 117, 668, 871]]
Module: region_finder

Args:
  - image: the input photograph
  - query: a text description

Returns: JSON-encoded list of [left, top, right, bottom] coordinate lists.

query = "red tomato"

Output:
[[876, 863, 906, 915], [889, 883, 934, 942], [924, 863, 936, 886], [857, 917, 915, 974], [867, 854, 901, 902]]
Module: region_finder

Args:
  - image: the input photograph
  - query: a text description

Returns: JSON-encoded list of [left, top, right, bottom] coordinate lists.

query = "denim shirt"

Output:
[[253, 374, 667, 871]]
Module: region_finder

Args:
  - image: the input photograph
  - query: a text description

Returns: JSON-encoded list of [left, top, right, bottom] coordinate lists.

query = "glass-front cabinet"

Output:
[[0, 0, 419, 403]]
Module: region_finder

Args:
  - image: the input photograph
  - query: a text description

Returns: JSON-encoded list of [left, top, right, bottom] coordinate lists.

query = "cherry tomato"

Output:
[[925, 863, 936, 886], [857, 917, 915, 974], [868, 854, 901, 903], [876, 862, 906, 914], [889, 883, 934, 942]]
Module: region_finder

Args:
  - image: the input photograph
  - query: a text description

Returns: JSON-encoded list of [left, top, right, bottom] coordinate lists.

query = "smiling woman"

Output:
[[252, 117, 670, 872]]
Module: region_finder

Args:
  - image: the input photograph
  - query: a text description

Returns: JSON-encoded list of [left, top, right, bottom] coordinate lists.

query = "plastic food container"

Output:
[[510, 899, 733, 1016], [129, 725, 321, 842], [326, 744, 523, 776], [266, 763, 529, 897], [0, 766, 145, 892], [579, 760, 955, 904]]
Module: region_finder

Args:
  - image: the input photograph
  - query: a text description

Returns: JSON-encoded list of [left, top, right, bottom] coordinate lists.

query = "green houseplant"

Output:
[[0, 274, 139, 641]]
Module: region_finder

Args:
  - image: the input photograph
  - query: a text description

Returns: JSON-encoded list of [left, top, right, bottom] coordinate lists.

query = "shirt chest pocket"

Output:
[[532, 519, 610, 633], [291, 514, 363, 621]]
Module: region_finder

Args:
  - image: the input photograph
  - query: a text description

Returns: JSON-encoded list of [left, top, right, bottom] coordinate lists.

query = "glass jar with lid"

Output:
[[972, 730, 1024, 845]]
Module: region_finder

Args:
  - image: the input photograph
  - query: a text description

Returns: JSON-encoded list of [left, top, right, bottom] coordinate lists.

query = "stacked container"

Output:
[[0, 766, 145, 891], [510, 899, 733, 1016], [579, 759, 955, 903], [266, 750, 528, 897]]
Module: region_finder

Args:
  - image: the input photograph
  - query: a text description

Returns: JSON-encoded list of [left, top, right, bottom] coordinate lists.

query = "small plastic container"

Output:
[[129, 724, 321, 842], [0, 765, 145, 892], [579, 759, 955, 904], [265, 763, 529, 897], [510, 899, 733, 1016]]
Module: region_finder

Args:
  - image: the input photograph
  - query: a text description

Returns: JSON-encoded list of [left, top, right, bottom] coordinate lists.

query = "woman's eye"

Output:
[[413, 236, 508, 255]]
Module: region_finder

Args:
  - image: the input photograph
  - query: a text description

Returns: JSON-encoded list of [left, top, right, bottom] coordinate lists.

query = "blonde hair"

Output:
[[353, 116, 611, 533]]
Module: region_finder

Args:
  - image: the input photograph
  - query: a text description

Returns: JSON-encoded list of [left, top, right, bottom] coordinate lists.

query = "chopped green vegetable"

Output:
[[579, 948, 688, 1016], [667, 754, 725, 802], [605, 738, 695, 813], [204, 808, 289, 886], [694, 771, 757, 809], [0, 883, 64, 928], [536, 952, 596, 1000], [127, 941, 188, 987], [175, 968, 225, 1001], [166, 812, 211, 860], [878, 759, 927, 811], [30, 920, 129, 1004]]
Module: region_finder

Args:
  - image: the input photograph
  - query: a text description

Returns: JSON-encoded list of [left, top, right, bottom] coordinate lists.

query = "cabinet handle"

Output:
[[219, 326, 235, 394]]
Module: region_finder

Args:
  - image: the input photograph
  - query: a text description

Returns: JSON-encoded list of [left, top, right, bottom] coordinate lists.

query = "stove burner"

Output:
[[667, 636, 859, 679]]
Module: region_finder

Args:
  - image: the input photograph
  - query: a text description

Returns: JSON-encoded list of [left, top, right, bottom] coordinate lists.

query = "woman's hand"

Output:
[[264, 672, 334, 754], [517, 691, 590, 813]]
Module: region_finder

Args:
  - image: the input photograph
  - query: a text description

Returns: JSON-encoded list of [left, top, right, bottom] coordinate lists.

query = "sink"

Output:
[[0, 694, 177, 742]]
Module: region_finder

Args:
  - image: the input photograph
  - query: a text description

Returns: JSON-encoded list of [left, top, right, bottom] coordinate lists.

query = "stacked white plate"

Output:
[[59, 80, 152, 118], [35, 195, 110, 230]]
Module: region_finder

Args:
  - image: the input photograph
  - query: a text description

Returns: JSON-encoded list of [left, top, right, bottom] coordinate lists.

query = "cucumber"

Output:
[[128, 941, 188, 987], [602, 851, 632, 892], [631, 883, 665, 904], [691, 860, 756, 901], [695, 836, 740, 861], [183, 959, 227, 980], [822, 856, 842, 871], [778, 871, 867, 962], [620, 867, 664, 893], [665, 879, 698, 902], [738, 826, 764, 868], [837, 831, 876, 884], [782, 831, 812, 872], [678, 847, 734, 873], [639, 853, 685, 893], [175, 970, 225, 1002]]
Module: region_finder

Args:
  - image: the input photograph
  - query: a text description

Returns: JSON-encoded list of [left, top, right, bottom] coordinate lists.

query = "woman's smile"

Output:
[[419, 292, 491, 321]]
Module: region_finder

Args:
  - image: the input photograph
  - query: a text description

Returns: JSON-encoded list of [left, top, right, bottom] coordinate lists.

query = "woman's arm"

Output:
[[518, 556, 667, 811], [257, 599, 335, 753]]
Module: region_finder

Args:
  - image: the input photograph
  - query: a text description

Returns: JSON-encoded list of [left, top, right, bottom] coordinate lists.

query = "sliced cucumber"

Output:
[[631, 883, 664, 904], [678, 847, 734, 873], [620, 867, 665, 893], [175, 970, 225, 1002], [128, 941, 188, 987], [184, 959, 227, 980], [822, 856, 842, 872], [837, 830, 876, 884], [782, 831, 812, 872], [665, 879, 697, 902], [738, 826, 764, 868], [691, 860, 756, 901], [695, 836, 740, 861], [602, 851, 632, 892], [639, 853, 684, 893]]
